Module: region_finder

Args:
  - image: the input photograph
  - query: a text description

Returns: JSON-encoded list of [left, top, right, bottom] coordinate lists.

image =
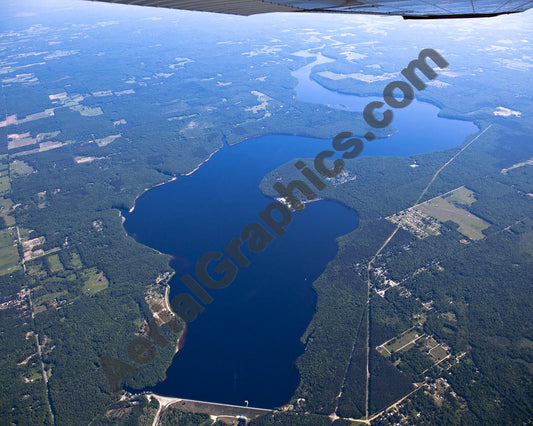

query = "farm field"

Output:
[[0, 228, 20, 274], [387, 186, 490, 241], [418, 187, 490, 240]]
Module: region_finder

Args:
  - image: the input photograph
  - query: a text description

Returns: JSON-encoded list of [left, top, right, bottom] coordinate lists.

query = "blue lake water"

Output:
[[123, 58, 477, 408]]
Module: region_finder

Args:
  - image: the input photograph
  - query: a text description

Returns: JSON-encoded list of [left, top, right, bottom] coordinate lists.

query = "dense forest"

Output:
[[259, 118, 533, 423]]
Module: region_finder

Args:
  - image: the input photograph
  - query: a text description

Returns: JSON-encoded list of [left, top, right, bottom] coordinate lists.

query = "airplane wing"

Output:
[[85, 0, 533, 18]]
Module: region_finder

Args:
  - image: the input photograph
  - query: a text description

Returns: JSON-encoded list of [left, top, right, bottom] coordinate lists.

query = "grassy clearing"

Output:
[[95, 134, 121, 147], [82, 268, 109, 295], [443, 186, 477, 206], [0, 246, 19, 269], [0, 197, 15, 227], [36, 131, 61, 140], [10, 160, 35, 177], [386, 330, 423, 354], [429, 345, 449, 363], [46, 254, 64, 272], [0, 228, 19, 272], [68, 252, 83, 269], [0, 176, 11, 195], [378, 329, 425, 356], [26, 261, 47, 278], [418, 187, 490, 240], [34, 290, 68, 307], [519, 231, 533, 257], [388, 186, 490, 241], [70, 105, 103, 117]]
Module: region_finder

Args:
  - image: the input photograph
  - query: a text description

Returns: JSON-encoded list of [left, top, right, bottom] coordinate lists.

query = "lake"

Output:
[[123, 56, 477, 408]]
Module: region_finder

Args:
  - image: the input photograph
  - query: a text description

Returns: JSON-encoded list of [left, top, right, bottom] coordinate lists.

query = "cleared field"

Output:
[[418, 199, 489, 240], [46, 254, 64, 272], [82, 268, 109, 295], [70, 105, 103, 116], [34, 290, 68, 307], [68, 252, 83, 269], [7, 133, 30, 149], [379, 329, 424, 356], [36, 131, 61, 141], [0, 176, 11, 195], [10, 160, 35, 177], [387, 330, 423, 353], [39, 141, 65, 152], [8, 137, 36, 150], [95, 134, 121, 147], [443, 186, 477, 206], [17, 109, 55, 124], [429, 345, 449, 362], [387, 186, 490, 241], [0, 228, 20, 273], [0, 197, 15, 227], [417, 187, 489, 240], [501, 157, 533, 175], [0, 246, 19, 271]]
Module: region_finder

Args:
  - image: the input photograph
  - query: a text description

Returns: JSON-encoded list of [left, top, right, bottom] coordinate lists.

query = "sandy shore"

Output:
[[128, 144, 223, 214], [128, 176, 177, 214], [181, 144, 222, 177]]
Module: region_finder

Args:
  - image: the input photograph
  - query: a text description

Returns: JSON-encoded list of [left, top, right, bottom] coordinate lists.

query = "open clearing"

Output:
[[429, 345, 449, 362], [0, 175, 11, 195], [10, 160, 35, 177], [95, 134, 121, 147], [378, 328, 424, 356], [386, 330, 423, 353], [418, 187, 490, 240], [82, 268, 109, 295], [46, 254, 64, 273], [68, 252, 83, 269], [34, 290, 68, 308], [387, 186, 490, 240], [0, 228, 20, 274], [0, 198, 15, 227]]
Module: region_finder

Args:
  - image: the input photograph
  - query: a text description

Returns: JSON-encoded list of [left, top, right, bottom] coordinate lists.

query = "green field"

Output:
[[443, 186, 478, 206], [34, 290, 68, 307], [429, 345, 449, 363], [0, 176, 11, 195], [379, 329, 424, 356], [0, 228, 20, 274], [46, 254, 64, 273], [68, 252, 83, 269], [10, 160, 35, 177], [419, 187, 490, 240], [82, 268, 109, 295], [520, 230, 533, 257], [0, 197, 15, 227], [71, 105, 103, 117]]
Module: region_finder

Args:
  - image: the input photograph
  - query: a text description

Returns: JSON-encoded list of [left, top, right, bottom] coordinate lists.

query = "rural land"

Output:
[[0, 1, 532, 425]]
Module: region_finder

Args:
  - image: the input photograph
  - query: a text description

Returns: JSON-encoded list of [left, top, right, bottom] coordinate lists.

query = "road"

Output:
[[149, 394, 271, 426], [361, 125, 492, 421]]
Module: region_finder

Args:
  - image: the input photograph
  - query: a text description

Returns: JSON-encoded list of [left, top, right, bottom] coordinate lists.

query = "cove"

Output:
[[123, 59, 477, 408], [292, 51, 479, 157]]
